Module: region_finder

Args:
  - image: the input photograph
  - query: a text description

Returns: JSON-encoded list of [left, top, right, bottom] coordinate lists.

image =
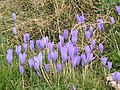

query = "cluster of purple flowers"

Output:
[[6, 6, 120, 88], [6, 27, 112, 78]]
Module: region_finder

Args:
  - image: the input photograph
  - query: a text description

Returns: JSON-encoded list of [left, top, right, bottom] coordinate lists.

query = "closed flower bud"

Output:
[[12, 12, 16, 22], [6, 49, 13, 65], [19, 66, 24, 76]]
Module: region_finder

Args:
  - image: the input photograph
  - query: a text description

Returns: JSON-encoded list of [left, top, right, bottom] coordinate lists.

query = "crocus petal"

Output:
[[59, 35, 64, 45], [113, 71, 120, 84], [12, 27, 17, 35], [72, 36, 77, 45], [108, 61, 112, 72], [81, 54, 87, 67], [45, 64, 49, 73], [34, 60, 39, 71], [85, 30, 91, 40], [19, 52, 27, 65], [40, 38, 45, 50], [12, 12, 16, 22], [87, 53, 95, 63], [61, 46, 68, 63], [109, 16, 115, 24], [38, 52, 42, 65], [6, 49, 13, 65], [15, 45, 21, 55], [42, 36, 49, 45], [97, 19, 104, 31], [30, 40, 34, 51], [90, 39, 96, 50], [98, 43, 104, 54], [57, 63, 62, 74], [48, 42, 54, 52], [84, 45, 91, 55], [63, 29, 68, 40], [28, 59, 34, 69], [89, 26, 93, 34], [19, 66, 24, 76], [22, 43, 27, 51], [58, 42, 62, 51], [36, 71, 42, 78], [116, 6, 120, 15], [101, 56, 108, 67], [71, 56, 80, 67], [51, 51, 58, 63], [71, 30, 78, 37], [23, 33, 30, 42]]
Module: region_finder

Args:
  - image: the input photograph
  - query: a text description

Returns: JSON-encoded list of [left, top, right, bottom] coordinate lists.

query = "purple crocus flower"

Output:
[[71, 30, 78, 37], [76, 14, 81, 24], [72, 36, 78, 45], [87, 53, 95, 63], [81, 54, 87, 67], [36, 39, 45, 50], [12, 12, 16, 22], [34, 56, 40, 71], [12, 27, 17, 35], [101, 56, 108, 67], [57, 63, 62, 74], [36, 40, 41, 49], [76, 12, 85, 24], [15, 45, 21, 55], [48, 42, 54, 52], [81, 12, 85, 23], [89, 26, 93, 34], [45, 64, 49, 73], [71, 56, 80, 67], [23, 33, 30, 43], [77, 56, 81, 66], [42, 36, 49, 46], [90, 39, 96, 50], [109, 16, 115, 24], [61, 47, 68, 63], [84, 45, 91, 55], [19, 52, 27, 65], [74, 46, 78, 55], [98, 43, 104, 54], [108, 61, 112, 72], [68, 44, 75, 58], [85, 30, 91, 40], [40, 38, 45, 50], [51, 51, 58, 63], [59, 35, 64, 45], [38, 52, 42, 65], [58, 41, 62, 51], [19, 66, 24, 76], [116, 6, 120, 15], [30, 40, 34, 51], [63, 29, 68, 40], [28, 59, 34, 69], [6, 49, 13, 65], [113, 71, 120, 84], [97, 19, 104, 31], [71, 30, 78, 45], [22, 43, 27, 51]]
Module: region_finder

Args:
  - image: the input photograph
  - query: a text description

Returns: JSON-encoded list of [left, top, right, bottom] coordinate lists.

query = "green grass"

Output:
[[0, 0, 120, 90]]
